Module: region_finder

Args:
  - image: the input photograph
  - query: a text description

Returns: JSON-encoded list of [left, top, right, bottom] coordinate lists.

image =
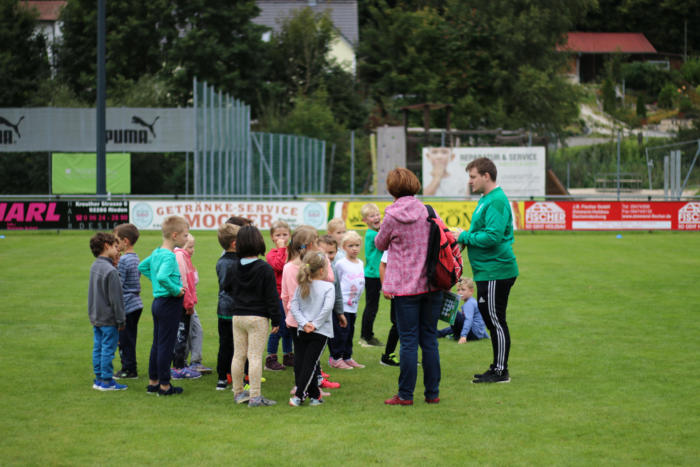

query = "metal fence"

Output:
[[193, 79, 326, 197], [250, 132, 325, 196]]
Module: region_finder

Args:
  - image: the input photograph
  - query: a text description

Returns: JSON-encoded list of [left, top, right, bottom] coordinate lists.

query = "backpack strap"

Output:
[[426, 204, 436, 219]]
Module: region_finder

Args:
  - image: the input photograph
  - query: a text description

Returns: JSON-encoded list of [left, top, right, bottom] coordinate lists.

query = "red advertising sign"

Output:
[[523, 201, 700, 231]]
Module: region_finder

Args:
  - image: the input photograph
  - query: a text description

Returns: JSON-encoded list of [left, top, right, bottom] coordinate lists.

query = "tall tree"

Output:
[[576, 0, 700, 56], [56, 0, 268, 106], [164, 0, 269, 105], [0, 0, 50, 106], [358, 0, 594, 134], [56, 0, 172, 103]]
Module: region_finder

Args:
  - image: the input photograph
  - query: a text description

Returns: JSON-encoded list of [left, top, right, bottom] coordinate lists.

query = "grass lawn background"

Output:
[[0, 229, 698, 465]]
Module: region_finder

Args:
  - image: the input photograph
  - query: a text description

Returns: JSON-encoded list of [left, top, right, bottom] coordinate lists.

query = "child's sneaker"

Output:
[[329, 358, 353, 369], [366, 337, 384, 346], [97, 379, 128, 391], [171, 367, 201, 379], [216, 380, 228, 391], [320, 378, 340, 389], [114, 369, 138, 379], [282, 352, 295, 367], [289, 396, 302, 407], [234, 390, 250, 404], [92, 379, 100, 390], [265, 354, 285, 371], [146, 384, 159, 394], [344, 358, 365, 368], [309, 397, 324, 406], [380, 353, 400, 367], [188, 362, 212, 374], [248, 396, 276, 407], [158, 385, 183, 396], [320, 369, 330, 379]]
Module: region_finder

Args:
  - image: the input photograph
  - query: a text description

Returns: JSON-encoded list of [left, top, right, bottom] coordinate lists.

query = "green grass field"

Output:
[[1, 230, 699, 465]]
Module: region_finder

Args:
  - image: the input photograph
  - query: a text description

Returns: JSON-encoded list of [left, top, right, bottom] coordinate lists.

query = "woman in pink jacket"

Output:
[[374, 168, 442, 405]]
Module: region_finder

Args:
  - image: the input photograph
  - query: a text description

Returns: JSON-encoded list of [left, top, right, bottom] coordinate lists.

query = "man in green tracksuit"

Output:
[[457, 157, 518, 384]]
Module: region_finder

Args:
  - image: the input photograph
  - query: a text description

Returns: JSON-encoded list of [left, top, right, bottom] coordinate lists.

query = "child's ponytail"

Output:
[[296, 251, 327, 298]]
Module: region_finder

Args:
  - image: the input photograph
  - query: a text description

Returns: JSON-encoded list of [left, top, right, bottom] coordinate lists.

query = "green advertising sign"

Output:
[[52, 153, 131, 194]]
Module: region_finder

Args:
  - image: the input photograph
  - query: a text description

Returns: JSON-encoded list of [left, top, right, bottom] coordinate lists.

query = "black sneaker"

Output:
[[146, 384, 159, 395], [472, 369, 510, 384], [366, 337, 384, 347], [115, 369, 138, 379], [216, 380, 228, 391], [380, 353, 400, 367], [473, 367, 496, 379], [158, 385, 184, 396]]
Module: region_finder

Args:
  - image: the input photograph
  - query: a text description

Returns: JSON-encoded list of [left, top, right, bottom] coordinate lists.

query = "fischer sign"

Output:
[[524, 201, 700, 231]]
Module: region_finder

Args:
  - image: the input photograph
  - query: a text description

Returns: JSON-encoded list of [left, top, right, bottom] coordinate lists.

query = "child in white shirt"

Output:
[[328, 231, 366, 369]]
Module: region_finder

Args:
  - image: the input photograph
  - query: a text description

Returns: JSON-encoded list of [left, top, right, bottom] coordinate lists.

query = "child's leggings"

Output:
[[294, 332, 327, 401]]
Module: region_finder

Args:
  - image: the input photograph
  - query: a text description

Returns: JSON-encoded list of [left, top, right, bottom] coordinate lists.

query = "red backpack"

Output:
[[425, 205, 463, 290]]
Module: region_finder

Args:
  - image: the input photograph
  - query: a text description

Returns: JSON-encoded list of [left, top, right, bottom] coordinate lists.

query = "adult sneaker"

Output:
[[384, 395, 412, 406], [265, 355, 285, 371], [234, 390, 250, 404], [97, 379, 128, 391], [248, 396, 276, 407], [474, 367, 496, 379], [146, 384, 159, 395], [171, 367, 201, 379], [344, 359, 365, 369], [92, 379, 100, 390], [473, 369, 510, 384], [380, 353, 400, 367], [158, 385, 184, 396], [329, 358, 353, 369]]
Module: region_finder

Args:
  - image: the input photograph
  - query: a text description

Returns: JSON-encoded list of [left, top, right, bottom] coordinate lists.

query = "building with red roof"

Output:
[[559, 32, 660, 83]]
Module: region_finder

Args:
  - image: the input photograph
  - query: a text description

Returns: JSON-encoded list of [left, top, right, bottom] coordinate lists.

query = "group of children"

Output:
[[87, 203, 488, 404]]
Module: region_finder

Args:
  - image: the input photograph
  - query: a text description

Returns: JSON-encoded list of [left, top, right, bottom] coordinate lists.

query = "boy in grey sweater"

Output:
[[88, 232, 127, 391]]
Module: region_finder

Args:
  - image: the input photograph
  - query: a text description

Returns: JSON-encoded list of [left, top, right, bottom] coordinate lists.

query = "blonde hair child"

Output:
[[326, 218, 347, 263], [288, 251, 336, 406], [328, 230, 366, 369]]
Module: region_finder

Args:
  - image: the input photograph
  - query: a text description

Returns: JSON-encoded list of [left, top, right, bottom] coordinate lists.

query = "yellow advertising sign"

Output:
[[343, 201, 478, 231], [342, 200, 525, 231]]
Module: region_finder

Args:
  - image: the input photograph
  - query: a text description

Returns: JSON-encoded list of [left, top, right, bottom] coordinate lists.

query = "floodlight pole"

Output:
[[96, 0, 106, 196]]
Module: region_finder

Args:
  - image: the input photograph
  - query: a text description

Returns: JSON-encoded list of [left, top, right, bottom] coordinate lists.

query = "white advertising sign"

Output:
[[129, 200, 328, 231], [422, 146, 546, 198]]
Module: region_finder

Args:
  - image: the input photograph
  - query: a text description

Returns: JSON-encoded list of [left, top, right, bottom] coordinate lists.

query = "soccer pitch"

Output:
[[1, 230, 698, 465]]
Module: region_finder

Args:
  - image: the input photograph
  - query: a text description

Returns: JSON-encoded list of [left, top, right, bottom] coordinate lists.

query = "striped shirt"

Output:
[[118, 252, 143, 314]]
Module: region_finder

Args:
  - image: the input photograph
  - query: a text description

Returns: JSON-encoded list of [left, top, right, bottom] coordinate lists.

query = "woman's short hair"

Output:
[[386, 167, 422, 198]]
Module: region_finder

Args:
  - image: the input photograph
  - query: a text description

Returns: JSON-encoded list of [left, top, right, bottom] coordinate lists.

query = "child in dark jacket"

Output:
[[215, 223, 240, 390], [228, 226, 282, 407]]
